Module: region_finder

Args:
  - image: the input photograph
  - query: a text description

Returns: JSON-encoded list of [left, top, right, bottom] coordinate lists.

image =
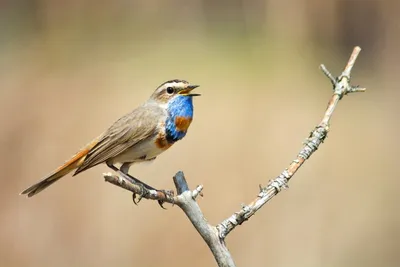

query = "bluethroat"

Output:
[[21, 80, 200, 197]]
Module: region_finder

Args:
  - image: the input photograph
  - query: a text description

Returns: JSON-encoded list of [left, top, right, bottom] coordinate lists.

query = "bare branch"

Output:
[[102, 47, 365, 267], [217, 46, 366, 238]]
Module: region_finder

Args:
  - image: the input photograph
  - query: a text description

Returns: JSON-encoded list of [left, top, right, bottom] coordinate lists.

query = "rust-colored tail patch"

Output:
[[20, 139, 98, 197]]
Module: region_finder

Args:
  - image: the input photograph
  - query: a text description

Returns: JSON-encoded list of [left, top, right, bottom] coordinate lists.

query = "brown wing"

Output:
[[74, 104, 165, 175]]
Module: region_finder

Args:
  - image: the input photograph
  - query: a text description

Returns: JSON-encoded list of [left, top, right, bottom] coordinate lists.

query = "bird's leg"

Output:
[[119, 162, 157, 191], [106, 162, 155, 190], [106, 163, 120, 172], [119, 162, 132, 175]]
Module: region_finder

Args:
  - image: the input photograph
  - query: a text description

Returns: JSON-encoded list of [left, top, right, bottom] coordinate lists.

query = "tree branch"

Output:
[[217, 46, 366, 238], [103, 46, 366, 267], [104, 172, 176, 204], [104, 171, 235, 266]]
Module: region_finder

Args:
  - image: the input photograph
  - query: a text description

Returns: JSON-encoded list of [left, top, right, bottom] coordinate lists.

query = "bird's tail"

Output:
[[20, 140, 97, 197]]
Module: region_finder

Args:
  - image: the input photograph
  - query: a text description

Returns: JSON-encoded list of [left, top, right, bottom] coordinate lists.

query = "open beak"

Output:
[[179, 85, 200, 96]]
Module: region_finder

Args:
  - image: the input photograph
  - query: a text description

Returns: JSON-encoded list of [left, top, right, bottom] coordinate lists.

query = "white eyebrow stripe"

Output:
[[162, 82, 185, 89]]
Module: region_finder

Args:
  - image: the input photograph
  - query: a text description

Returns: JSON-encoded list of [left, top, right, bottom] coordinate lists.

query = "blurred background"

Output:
[[1, 0, 399, 266]]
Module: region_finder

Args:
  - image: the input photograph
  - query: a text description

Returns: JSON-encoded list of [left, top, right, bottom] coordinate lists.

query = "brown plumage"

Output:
[[21, 80, 199, 197], [21, 104, 165, 197]]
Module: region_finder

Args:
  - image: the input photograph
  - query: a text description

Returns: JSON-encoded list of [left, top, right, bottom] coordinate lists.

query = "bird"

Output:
[[21, 79, 200, 198]]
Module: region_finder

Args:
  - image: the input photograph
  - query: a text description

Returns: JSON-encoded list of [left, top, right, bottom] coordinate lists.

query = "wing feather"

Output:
[[74, 104, 165, 174]]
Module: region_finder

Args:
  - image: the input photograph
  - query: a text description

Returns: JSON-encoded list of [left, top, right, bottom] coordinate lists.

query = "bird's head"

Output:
[[150, 79, 200, 104]]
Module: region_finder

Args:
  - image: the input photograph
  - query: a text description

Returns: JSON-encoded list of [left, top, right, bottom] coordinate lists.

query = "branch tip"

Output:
[[349, 86, 367, 93], [173, 171, 190, 194], [320, 64, 336, 85], [192, 185, 204, 199]]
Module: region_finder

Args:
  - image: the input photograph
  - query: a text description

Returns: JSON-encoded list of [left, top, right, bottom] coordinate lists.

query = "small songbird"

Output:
[[21, 79, 200, 197]]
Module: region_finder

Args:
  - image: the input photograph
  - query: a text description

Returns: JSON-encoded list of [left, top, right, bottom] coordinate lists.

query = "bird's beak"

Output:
[[180, 84, 201, 96]]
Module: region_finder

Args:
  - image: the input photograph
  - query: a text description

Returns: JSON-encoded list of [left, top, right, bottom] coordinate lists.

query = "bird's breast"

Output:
[[154, 116, 192, 149], [164, 115, 193, 143], [174, 116, 193, 132], [155, 127, 174, 150]]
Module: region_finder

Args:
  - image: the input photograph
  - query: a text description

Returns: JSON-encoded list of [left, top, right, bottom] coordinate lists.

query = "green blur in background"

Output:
[[1, 0, 399, 266]]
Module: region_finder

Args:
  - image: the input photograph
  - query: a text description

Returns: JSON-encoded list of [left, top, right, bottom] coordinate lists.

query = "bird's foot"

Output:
[[131, 183, 146, 205], [107, 163, 173, 207], [156, 189, 175, 209], [129, 180, 174, 209], [132, 188, 174, 209], [131, 180, 156, 205]]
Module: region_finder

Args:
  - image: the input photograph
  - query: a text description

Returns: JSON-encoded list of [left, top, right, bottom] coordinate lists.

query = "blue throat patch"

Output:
[[166, 95, 194, 143]]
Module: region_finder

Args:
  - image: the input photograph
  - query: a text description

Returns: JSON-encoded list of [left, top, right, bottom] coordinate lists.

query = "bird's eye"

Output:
[[166, 87, 174, 94]]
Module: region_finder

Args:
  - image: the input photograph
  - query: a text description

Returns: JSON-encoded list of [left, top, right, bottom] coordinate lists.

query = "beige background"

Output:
[[1, 0, 399, 266]]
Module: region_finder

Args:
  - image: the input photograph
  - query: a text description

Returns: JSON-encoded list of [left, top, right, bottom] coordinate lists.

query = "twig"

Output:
[[217, 46, 366, 238], [103, 46, 365, 267]]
